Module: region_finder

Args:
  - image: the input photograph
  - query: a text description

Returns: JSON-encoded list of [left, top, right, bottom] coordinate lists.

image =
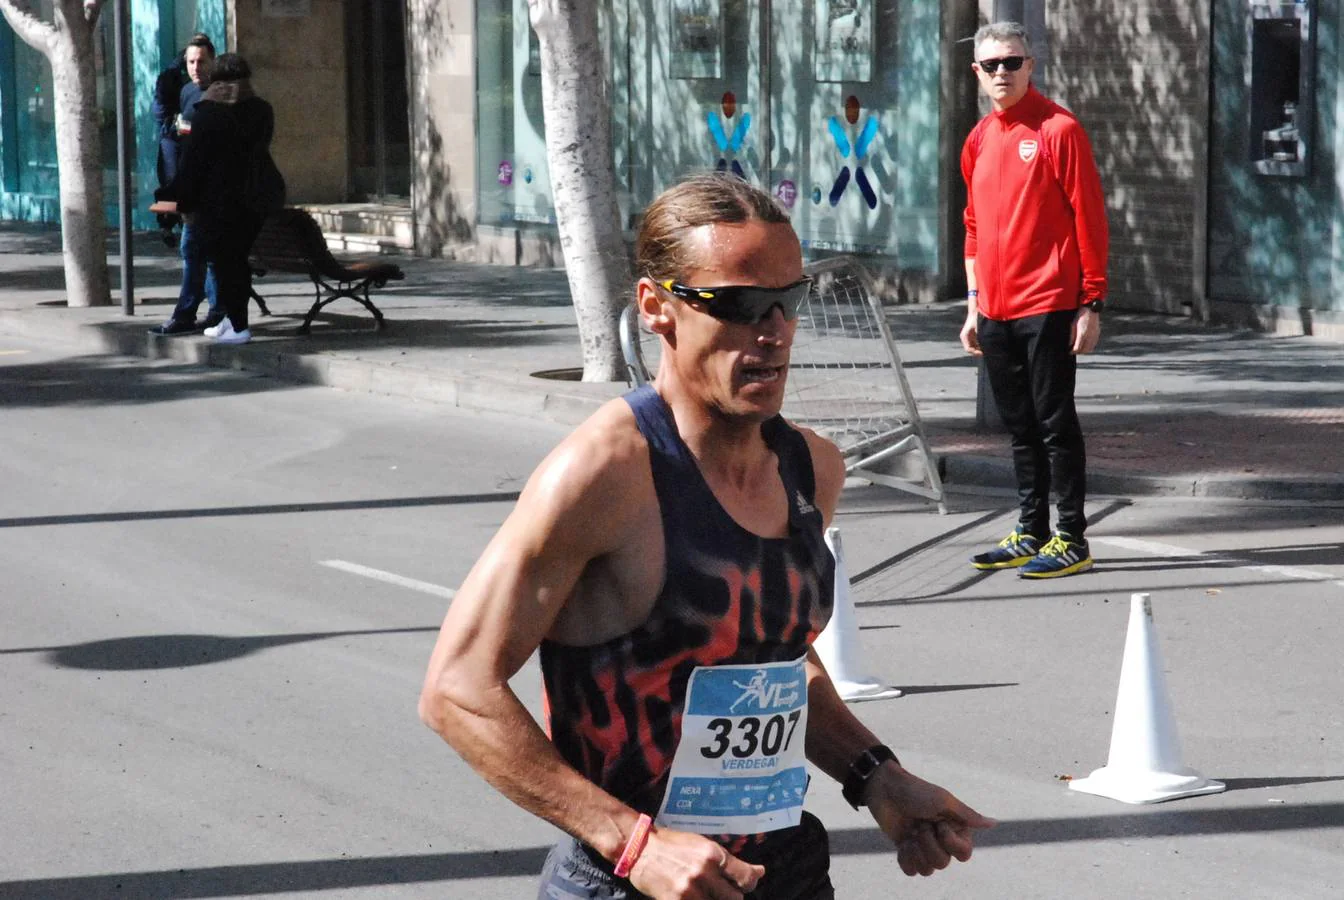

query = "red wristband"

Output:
[[613, 813, 653, 878]]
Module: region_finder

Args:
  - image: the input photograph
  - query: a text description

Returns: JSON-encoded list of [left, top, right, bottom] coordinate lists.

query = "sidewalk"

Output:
[[4, 223, 1343, 501]]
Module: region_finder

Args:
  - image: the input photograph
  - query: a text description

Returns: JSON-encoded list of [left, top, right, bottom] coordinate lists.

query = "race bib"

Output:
[[656, 657, 809, 835]]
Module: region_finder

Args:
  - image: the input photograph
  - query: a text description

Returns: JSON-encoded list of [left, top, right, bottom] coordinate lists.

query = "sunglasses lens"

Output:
[[713, 281, 810, 324], [980, 56, 1025, 74]]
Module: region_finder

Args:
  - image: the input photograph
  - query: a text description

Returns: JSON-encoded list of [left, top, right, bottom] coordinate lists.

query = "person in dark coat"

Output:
[[174, 54, 277, 346], [150, 33, 221, 335], [151, 34, 215, 204], [151, 51, 186, 244]]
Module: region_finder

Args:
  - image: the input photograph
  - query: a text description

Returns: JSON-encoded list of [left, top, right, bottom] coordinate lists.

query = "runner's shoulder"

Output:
[[522, 397, 652, 525]]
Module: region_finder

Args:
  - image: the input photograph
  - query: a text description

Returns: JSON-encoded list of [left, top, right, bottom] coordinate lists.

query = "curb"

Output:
[[0, 310, 623, 428], [5, 309, 1340, 503], [939, 452, 1344, 503]]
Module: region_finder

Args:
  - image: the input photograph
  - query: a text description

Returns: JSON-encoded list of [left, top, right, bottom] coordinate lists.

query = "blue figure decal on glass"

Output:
[[824, 95, 881, 210]]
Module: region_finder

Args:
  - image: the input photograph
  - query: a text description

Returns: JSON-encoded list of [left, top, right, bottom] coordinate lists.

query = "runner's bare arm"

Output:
[[797, 430, 995, 877], [419, 403, 654, 863]]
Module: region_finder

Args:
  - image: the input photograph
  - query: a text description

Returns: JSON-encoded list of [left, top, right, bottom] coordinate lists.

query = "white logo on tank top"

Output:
[[794, 491, 815, 516]]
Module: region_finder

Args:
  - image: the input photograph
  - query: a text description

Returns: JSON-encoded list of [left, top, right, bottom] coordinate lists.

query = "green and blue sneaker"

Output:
[[1019, 532, 1094, 579], [970, 527, 1044, 570]]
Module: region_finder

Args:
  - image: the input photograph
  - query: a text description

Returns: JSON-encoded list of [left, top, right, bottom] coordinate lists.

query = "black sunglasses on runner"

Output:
[[976, 55, 1027, 74], [659, 277, 813, 325]]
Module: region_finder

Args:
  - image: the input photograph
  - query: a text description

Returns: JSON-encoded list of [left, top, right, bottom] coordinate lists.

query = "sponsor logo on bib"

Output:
[[1019, 139, 1039, 162]]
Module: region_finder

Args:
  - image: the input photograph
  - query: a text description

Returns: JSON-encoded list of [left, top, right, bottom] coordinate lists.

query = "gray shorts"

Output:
[[537, 811, 835, 900]]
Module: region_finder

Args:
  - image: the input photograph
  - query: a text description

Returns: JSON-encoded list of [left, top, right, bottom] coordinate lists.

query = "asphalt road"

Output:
[[2, 338, 1341, 899]]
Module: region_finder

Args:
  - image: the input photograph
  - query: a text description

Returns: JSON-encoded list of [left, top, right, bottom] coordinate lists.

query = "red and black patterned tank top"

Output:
[[540, 385, 835, 821]]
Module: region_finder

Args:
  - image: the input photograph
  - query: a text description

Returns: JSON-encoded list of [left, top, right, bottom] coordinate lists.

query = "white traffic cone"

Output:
[[815, 527, 903, 702], [1069, 593, 1225, 804]]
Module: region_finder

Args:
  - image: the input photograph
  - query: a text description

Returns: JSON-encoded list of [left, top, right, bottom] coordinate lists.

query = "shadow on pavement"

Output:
[[0, 491, 521, 529], [895, 683, 1019, 695], [84, 312, 576, 354], [856, 573, 1330, 607], [0, 354, 296, 408], [831, 802, 1344, 853], [3, 802, 1340, 897], [0, 627, 437, 671]]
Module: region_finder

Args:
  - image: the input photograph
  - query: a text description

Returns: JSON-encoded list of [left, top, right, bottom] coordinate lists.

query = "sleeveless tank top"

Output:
[[540, 385, 835, 820]]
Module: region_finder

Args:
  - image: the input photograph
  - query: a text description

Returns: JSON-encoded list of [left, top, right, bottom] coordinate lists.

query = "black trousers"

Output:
[[198, 212, 263, 333], [977, 310, 1087, 538]]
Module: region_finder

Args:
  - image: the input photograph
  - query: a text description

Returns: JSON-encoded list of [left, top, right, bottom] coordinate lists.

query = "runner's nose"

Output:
[[755, 304, 789, 344]]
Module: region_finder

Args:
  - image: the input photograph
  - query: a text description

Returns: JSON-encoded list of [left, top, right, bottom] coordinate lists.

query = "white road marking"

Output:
[[0, 349, 30, 356], [320, 560, 456, 599], [1092, 536, 1344, 589]]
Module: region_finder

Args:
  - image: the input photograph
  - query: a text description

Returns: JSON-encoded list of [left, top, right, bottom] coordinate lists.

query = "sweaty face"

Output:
[[663, 220, 803, 423], [973, 38, 1033, 111], [185, 47, 213, 85]]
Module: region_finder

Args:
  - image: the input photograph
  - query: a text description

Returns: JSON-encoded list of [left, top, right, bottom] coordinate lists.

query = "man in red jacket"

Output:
[[959, 21, 1108, 579]]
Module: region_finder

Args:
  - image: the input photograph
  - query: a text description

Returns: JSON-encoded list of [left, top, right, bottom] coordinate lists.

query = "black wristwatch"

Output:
[[1082, 299, 1106, 313], [841, 744, 899, 809]]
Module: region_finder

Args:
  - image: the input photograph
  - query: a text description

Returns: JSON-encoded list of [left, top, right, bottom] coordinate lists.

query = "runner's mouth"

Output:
[[740, 365, 786, 385]]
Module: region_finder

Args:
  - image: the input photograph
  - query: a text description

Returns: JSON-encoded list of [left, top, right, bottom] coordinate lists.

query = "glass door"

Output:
[[347, 0, 411, 200]]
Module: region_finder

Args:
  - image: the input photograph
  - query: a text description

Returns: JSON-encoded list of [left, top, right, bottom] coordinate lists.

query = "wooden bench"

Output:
[[248, 208, 405, 334]]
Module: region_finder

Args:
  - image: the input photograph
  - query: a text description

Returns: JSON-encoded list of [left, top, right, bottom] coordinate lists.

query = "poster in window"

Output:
[[814, 0, 872, 82], [670, 0, 723, 80]]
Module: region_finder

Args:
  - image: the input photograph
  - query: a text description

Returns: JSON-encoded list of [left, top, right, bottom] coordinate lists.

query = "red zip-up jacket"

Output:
[[962, 85, 1108, 321]]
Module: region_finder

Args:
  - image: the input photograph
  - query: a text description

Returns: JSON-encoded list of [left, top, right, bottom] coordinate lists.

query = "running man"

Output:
[[421, 173, 993, 899]]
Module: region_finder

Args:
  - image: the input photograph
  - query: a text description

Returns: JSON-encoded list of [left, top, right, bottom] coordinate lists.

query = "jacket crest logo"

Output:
[[1018, 139, 1039, 162]]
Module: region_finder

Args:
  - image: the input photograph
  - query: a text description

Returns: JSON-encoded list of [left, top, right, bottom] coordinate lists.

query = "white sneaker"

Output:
[[203, 320, 229, 338], [212, 320, 252, 344]]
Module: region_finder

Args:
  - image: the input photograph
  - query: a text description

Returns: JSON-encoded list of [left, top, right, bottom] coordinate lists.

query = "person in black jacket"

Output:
[[150, 33, 222, 334], [152, 34, 215, 204], [174, 54, 277, 346], [151, 51, 187, 245]]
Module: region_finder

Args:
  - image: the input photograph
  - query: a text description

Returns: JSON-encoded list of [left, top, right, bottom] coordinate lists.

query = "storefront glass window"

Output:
[[477, 0, 628, 228], [1, 1, 227, 224], [770, 0, 940, 268], [476, 0, 939, 274], [13, 3, 58, 198], [477, 0, 558, 226]]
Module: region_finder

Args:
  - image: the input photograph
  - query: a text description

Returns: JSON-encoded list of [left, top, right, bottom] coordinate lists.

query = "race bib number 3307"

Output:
[[656, 657, 809, 835]]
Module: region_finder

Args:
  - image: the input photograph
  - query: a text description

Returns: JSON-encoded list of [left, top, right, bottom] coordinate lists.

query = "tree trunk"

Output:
[[527, 0, 631, 382], [0, 0, 111, 308], [50, 39, 111, 308]]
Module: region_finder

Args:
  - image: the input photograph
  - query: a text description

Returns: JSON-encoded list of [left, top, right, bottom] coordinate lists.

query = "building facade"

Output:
[[1, 1, 1340, 337], [0, 0, 405, 230], [414, 0, 1342, 336]]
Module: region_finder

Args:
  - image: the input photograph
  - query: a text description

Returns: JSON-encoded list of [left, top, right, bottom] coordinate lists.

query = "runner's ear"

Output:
[[637, 278, 675, 335]]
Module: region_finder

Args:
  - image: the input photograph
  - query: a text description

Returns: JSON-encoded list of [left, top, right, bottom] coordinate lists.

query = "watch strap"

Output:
[[841, 744, 899, 810]]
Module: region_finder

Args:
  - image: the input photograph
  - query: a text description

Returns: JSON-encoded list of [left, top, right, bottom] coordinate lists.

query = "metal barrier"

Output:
[[620, 257, 945, 509]]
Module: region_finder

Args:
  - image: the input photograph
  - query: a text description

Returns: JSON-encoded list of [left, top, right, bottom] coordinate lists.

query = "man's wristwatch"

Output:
[[1081, 299, 1106, 313], [841, 744, 899, 810]]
